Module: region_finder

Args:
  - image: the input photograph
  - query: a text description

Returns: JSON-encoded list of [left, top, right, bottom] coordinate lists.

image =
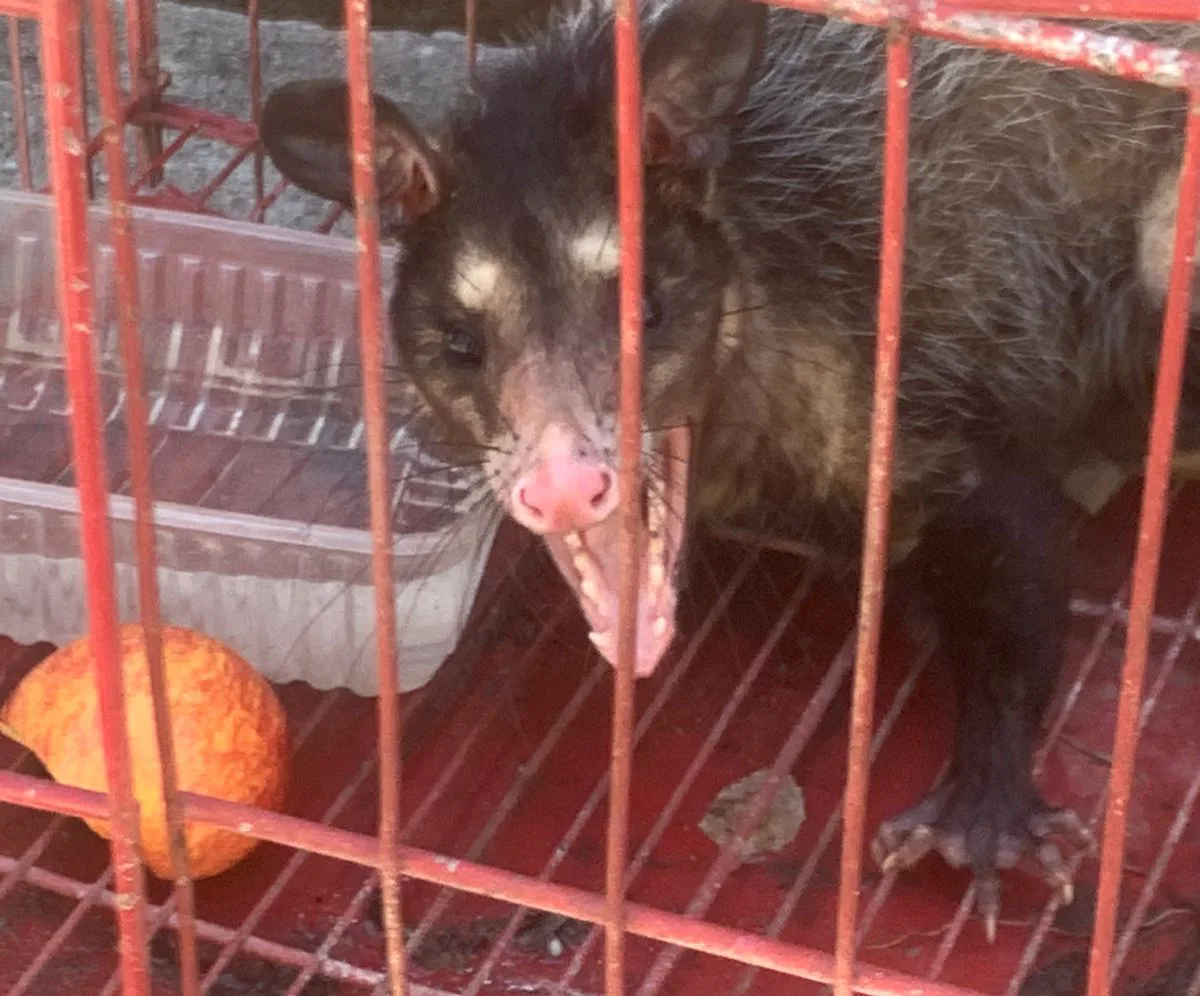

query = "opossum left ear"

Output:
[[260, 78, 445, 222], [641, 0, 768, 168]]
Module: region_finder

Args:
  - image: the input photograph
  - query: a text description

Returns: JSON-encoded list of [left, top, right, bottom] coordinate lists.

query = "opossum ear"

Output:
[[260, 78, 444, 221], [641, 0, 768, 168]]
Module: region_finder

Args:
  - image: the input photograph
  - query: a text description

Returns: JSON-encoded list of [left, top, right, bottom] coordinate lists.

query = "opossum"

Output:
[[259, 0, 1200, 939]]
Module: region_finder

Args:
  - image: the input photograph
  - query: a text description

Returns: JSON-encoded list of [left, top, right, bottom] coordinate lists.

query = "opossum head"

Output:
[[260, 0, 768, 677]]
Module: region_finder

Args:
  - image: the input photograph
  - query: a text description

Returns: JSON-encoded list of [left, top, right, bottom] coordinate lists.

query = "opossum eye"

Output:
[[443, 325, 485, 369], [643, 291, 666, 339]]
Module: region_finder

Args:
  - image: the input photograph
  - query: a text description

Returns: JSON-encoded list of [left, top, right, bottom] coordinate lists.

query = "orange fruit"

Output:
[[0, 624, 290, 880]]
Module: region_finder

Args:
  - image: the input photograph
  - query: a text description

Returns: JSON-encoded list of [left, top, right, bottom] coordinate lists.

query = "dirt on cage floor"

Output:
[[1, 474, 1199, 996]]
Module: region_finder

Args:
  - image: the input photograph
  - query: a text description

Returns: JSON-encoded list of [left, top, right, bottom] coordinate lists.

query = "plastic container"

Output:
[[0, 189, 499, 696]]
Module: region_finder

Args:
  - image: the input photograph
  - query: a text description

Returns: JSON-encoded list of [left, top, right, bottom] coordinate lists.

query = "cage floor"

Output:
[[1, 475, 1199, 996]]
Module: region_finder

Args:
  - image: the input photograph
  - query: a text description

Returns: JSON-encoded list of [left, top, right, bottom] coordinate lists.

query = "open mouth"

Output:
[[541, 426, 690, 678]]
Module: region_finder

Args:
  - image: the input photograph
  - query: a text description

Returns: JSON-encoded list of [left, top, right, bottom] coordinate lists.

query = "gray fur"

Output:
[[716, 13, 1197, 468], [261, 0, 1200, 549]]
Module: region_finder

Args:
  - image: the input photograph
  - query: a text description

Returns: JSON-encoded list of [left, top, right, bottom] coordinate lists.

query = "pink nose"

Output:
[[512, 460, 617, 534]]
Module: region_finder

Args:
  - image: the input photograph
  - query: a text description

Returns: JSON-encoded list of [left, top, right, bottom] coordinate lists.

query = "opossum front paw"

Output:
[[870, 778, 1095, 942]]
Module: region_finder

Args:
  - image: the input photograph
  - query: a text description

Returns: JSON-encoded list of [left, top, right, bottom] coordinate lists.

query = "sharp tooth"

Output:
[[652, 616, 668, 639], [581, 577, 599, 603], [572, 552, 592, 580], [648, 560, 665, 591], [589, 631, 613, 658], [648, 535, 665, 563], [647, 489, 665, 536], [564, 532, 583, 552]]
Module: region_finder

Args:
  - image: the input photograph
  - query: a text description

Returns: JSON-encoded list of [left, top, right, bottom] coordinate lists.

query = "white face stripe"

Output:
[[568, 219, 621, 276], [453, 248, 501, 310]]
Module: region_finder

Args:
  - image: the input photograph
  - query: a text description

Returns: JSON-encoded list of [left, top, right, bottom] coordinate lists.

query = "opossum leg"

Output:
[[872, 457, 1095, 942]]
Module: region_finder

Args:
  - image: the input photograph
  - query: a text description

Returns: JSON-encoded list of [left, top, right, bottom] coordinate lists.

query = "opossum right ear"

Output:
[[641, 0, 768, 168], [260, 78, 444, 221]]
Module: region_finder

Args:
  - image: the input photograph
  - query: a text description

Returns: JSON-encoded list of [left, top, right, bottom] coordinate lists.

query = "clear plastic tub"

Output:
[[0, 189, 499, 696]]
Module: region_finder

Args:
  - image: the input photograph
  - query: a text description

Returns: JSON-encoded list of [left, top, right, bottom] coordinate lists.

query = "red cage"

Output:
[[1, 0, 1199, 993]]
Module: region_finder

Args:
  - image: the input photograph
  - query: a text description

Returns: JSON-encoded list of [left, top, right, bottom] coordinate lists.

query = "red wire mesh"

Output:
[[2, 0, 1200, 993], [0, 515, 1197, 992]]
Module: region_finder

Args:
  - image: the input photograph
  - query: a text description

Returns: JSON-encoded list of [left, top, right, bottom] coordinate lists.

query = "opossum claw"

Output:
[[1036, 840, 1075, 905], [976, 875, 1000, 944], [1029, 808, 1096, 854], [873, 822, 935, 873], [871, 778, 1092, 942]]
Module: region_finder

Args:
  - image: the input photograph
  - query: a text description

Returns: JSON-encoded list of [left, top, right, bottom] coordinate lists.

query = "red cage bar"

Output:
[[936, 0, 1200, 19], [35, 0, 152, 991], [340, 0, 409, 988], [2, 0, 1200, 993], [608, 0, 647, 991], [85, 0, 203, 988], [1085, 86, 1200, 996], [833, 9, 912, 995]]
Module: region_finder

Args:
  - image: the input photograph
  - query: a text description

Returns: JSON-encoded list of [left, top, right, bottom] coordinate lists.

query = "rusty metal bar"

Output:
[[0, 853, 390, 989], [936, 0, 1200, 19], [129, 102, 259, 145], [129, 123, 201, 188], [7, 16, 32, 189], [0, 0, 36, 17], [341, 0, 408, 988], [568, 563, 808, 996], [77, 4, 94, 199], [0, 817, 65, 906], [1085, 88, 1200, 996], [833, 8, 913, 996], [402, 612, 598, 967], [8, 868, 116, 996], [2, 2, 1197, 995], [283, 878, 380, 996], [923, 577, 1132, 984], [38, 0, 151, 989], [85, 0, 201, 991], [636, 632, 857, 995], [248, 0, 265, 212], [465, 0, 478, 87], [1110, 726, 1200, 975], [0, 766, 989, 995], [124, 0, 163, 182], [94, 691, 343, 996], [473, 556, 759, 996], [1001, 537, 1186, 996], [1019, 571, 1197, 993], [764, 0, 1200, 89], [183, 791, 982, 996], [287, 600, 571, 995], [200, 753, 373, 990], [1103, 577, 1200, 979], [193, 142, 256, 209], [731, 647, 934, 996], [316, 201, 349, 233], [607, 0, 646, 991]]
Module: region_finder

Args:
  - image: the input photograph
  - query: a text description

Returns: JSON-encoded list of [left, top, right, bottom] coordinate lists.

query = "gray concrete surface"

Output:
[[0, 0, 515, 233]]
